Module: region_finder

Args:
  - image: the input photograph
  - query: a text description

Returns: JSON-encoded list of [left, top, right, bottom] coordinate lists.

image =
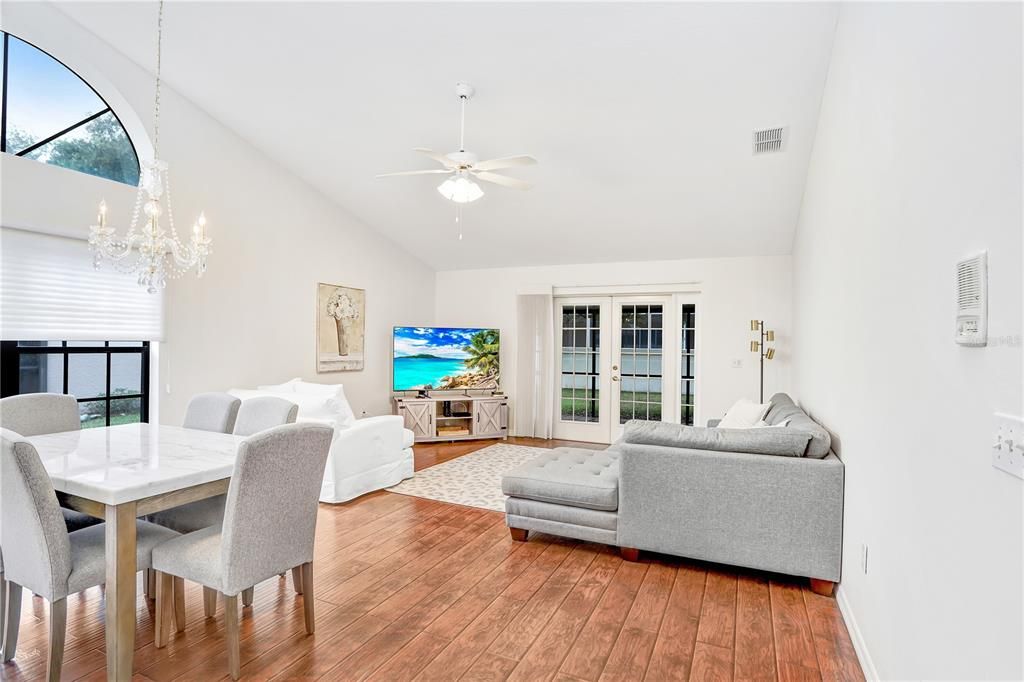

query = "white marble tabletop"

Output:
[[26, 423, 247, 506]]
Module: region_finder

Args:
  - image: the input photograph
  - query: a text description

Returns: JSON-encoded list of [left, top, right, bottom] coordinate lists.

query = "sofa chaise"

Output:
[[501, 393, 844, 595]]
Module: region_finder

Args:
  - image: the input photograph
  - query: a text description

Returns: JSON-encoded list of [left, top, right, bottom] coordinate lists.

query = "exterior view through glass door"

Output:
[[553, 295, 698, 443]]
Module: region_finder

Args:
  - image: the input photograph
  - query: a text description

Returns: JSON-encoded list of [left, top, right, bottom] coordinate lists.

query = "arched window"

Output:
[[1, 31, 140, 186]]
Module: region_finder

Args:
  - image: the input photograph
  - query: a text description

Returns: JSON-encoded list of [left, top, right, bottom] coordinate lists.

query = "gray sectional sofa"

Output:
[[501, 393, 844, 594]]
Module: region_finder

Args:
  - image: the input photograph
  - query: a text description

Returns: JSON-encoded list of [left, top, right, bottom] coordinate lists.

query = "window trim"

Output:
[[0, 341, 151, 426], [0, 31, 141, 181]]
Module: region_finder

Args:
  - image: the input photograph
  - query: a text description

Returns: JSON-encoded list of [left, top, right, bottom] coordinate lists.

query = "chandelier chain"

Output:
[[153, 0, 164, 156]]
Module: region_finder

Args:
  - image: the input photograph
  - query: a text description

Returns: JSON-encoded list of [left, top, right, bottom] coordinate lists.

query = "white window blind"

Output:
[[0, 227, 164, 341]]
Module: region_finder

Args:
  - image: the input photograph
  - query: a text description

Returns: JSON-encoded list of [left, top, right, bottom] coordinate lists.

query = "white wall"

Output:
[[435, 255, 792, 436], [1, 3, 435, 422], [792, 4, 1022, 679]]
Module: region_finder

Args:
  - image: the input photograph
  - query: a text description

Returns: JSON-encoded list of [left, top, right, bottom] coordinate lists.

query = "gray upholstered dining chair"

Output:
[[0, 429, 179, 681], [182, 392, 242, 433], [152, 423, 333, 680], [148, 394, 300, 609], [0, 393, 102, 533], [232, 396, 298, 437]]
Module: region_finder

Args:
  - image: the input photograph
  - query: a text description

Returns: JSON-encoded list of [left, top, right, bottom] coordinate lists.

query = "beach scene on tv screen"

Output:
[[394, 327, 499, 391]]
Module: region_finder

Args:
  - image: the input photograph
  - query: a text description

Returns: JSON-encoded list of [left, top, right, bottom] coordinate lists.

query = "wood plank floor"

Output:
[[2, 437, 863, 681]]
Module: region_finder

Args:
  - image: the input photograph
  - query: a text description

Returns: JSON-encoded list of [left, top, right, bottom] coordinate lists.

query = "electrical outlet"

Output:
[[860, 544, 868, 575], [992, 413, 1024, 480], [730, 359, 743, 369]]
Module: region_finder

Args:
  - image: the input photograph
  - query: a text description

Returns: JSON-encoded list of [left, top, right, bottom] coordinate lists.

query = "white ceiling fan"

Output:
[[376, 83, 536, 203]]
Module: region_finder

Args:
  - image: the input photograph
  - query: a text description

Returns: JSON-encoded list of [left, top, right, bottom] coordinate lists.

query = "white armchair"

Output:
[[230, 380, 414, 503], [320, 414, 414, 503]]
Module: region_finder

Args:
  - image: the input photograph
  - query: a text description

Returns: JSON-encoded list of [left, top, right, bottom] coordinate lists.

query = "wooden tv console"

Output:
[[393, 394, 508, 443]]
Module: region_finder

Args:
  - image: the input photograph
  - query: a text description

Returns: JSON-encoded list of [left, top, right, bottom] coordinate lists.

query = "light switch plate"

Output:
[[992, 413, 1024, 480]]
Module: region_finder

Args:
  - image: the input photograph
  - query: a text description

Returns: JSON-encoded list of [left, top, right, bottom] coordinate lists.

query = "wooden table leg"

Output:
[[105, 502, 137, 681]]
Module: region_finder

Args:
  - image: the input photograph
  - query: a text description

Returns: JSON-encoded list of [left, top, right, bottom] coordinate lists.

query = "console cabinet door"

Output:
[[400, 401, 434, 441], [474, 399, 507, 437]]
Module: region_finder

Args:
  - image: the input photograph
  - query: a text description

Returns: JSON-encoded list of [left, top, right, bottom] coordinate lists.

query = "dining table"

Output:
[[24, 422, 247, 682]]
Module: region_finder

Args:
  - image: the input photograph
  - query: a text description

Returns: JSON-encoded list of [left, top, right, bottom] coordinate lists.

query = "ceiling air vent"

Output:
[[752, 127, 786, 154]]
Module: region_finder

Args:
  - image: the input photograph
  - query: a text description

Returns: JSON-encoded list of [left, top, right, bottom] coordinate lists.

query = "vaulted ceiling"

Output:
[[55, 2, 838, 270]]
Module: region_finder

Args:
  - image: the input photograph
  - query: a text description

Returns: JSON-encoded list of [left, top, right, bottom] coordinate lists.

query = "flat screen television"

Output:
[[393, 326, 500, 392]]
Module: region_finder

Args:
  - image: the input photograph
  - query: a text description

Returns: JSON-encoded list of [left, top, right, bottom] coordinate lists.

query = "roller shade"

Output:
[[0, 227, 164, 341]]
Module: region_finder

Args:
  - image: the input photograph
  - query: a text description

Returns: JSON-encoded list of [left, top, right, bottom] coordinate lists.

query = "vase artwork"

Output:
[[317, 283, 365, 372]]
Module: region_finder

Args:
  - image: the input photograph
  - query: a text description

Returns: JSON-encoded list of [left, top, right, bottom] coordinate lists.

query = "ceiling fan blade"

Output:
[[376, 169, 453, 178], [473, 155, 538, 171], [474, 171, 533, 190], [413, 147, 457, 168]]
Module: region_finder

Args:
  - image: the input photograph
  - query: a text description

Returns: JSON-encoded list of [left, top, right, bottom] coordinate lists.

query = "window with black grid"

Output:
[[680, 304, 696, 425], [619, 304, 663, 424], [0, 341, 149, 428], [559, 305, 600, 422]]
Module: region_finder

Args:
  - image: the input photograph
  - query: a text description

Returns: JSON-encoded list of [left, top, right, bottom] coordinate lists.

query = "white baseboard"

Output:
[[836, 585, 880, 681]]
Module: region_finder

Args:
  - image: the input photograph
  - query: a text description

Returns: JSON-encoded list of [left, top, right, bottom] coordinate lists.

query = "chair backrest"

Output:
[[183, 392, 242, 433], [232, 397, 299, 437], [0, 429, 71, 600], [219, 423, 332, 595], [0, 393, 80, 437]]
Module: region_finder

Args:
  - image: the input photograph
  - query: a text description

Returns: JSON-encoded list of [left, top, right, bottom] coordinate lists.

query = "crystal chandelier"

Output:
[[89, 0, 210, 294]]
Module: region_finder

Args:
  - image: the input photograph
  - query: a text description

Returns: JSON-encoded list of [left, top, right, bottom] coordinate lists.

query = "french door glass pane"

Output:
[[619, 304, 663, 424], [681, 304, 696, 425], [560, 304, 600, 423]]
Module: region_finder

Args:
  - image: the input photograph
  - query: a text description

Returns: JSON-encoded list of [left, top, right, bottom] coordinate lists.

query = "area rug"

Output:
[[386, 443, 550, 512]]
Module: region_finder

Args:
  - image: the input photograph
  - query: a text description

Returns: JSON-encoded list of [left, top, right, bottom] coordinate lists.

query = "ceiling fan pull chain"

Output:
[[459, 94, 466, 152]]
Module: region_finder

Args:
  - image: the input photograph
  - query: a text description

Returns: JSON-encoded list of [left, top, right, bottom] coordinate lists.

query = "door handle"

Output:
[[612, 376, 619, 382], [612, 365, 619, 371]]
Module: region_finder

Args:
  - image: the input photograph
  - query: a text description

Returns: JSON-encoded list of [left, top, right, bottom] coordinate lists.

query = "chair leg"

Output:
[[155, 572, 173, 648], [300, 562, 314, 635], [224, 594, 240, 680], [203, 587, 217, 618], [173, 577, 186, 632], [1, 570, 6, 658], [3, 582, 22, 662], [47, 598, 67, 682], [242, 587, 254, 608], [144, 568, 155, 600], [291, 566, 303, 595]]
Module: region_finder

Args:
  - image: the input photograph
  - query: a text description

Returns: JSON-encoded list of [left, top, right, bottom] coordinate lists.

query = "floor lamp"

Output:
[[750, 320, 776, 403]]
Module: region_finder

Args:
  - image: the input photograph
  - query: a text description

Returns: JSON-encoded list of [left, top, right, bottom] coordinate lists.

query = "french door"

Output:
[[553, 295, 698, 444]]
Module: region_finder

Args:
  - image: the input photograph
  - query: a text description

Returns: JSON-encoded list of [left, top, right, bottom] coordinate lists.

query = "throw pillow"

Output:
[[753, 418, 791, 428], [256, 378, 300, 393], [718, 399, 771, 429]]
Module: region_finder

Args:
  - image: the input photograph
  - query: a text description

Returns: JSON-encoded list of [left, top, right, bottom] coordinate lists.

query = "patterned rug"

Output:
[[387, 442, 550, 512]]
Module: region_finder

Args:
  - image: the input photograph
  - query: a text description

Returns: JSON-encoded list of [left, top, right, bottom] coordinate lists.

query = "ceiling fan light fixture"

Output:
[[438, 173, 483, 203]]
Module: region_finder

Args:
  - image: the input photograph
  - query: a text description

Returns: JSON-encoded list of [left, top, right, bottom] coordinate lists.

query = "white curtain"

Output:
[[0, 227, 164, 341], [513, 293, 554, 438]]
